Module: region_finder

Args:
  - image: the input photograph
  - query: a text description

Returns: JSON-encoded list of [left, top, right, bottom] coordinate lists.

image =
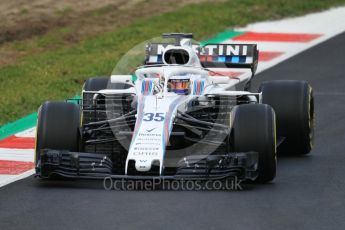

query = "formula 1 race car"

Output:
[[35, 33, 314, 183]]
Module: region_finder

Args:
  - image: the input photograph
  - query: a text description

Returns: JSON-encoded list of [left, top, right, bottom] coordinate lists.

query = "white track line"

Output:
[[0, 148, 34, 162], [14, 127, 36, 138], [228, 7, 345, 73], [235, 7, 345, 34]]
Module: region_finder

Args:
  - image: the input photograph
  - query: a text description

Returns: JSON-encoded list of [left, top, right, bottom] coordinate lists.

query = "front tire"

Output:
[[231, 104, 277, 183], [35, 102, 80, 174]]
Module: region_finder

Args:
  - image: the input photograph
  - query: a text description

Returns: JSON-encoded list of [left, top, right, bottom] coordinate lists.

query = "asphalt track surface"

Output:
[[1, 32, 345, 230]]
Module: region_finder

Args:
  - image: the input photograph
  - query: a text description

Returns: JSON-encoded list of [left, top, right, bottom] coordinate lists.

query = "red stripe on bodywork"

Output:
[[208, 71, 244, 78], [0, 136, 35, 149], [196, 81, 201, 95], [145, 80, 149, 95], [259, 51, 284, 61], [233, 32, 322, 42], [0, 160, 34, 174]]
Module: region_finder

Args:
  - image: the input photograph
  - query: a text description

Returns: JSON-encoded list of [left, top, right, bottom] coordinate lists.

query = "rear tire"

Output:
[[35, 102, 81, 174], [232, 104, 277, 183], [83, 77, 133, 91], [83, 77, 109, 91], [259, 80, 314, 155]]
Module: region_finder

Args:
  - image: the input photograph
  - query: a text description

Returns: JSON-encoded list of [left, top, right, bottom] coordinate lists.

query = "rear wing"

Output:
[[200, 44, 258, 73], [144, 43, 201, 65], [145, 43, 259, 74]]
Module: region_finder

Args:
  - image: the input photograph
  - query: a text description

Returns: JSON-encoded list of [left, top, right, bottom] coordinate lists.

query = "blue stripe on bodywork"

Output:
[[200, 80, 205, 95], [231, 56, 240, 63], [193, 81, 197, 95], [218, 56, 226, 62], [141, 79, 154, 95], [193, 79, 205, 95]]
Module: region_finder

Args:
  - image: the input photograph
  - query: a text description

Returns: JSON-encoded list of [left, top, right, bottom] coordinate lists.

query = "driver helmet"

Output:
[[168, 75, 190, 95]]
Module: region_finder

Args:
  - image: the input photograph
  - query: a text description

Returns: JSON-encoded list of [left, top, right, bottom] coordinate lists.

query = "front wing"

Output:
[[36, 149, 258, 181]]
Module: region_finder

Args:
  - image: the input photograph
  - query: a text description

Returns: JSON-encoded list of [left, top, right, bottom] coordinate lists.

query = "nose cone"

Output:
[[135, 159, 152, 172]]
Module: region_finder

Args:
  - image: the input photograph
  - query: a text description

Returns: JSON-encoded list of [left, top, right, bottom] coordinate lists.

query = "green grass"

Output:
[[1, 0, 345, 124]]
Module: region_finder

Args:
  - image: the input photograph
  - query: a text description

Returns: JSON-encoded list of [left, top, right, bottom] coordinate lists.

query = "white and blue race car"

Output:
[[35, 33, 314, 183]]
